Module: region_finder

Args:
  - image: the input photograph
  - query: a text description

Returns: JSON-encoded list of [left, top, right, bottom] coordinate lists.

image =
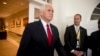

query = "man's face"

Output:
[[41, 5, 54, 22], [74, 15, 81, 26]]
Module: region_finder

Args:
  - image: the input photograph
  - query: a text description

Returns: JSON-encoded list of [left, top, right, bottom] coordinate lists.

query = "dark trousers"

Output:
[[92, 50, 100, 56]]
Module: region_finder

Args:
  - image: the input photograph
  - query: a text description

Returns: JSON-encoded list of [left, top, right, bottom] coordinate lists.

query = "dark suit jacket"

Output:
[[17, 20, 66, 56], [89, 30, 100, 56], [64, 25, 88, 56]]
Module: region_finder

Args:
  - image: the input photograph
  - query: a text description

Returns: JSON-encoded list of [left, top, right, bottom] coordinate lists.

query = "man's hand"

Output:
[[72, 50, 80, 56], [78, 51, 84, 56], [72, 50, 84, 56]]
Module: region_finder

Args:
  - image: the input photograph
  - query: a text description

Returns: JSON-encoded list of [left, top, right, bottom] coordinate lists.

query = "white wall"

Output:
[[58, 0, 100, 36], [29, 0, 100, 56], [50, 0, 100, 44], [51, 0, 100, 56], [5, 8, 28, 35], [50, 0, 100, 45]]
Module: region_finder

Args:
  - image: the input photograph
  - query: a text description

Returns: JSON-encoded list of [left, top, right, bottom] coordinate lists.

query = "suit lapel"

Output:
[[79, 27, 84, 47], [70, 25, 77, 48], [38, 20, 57, 47], [50, 24, 55, 47], [38, 20, 49, 47], [72, 25, 77, 39]]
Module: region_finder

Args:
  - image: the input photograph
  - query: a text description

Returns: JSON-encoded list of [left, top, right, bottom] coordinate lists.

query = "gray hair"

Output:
[[40, 3, 52, 11]]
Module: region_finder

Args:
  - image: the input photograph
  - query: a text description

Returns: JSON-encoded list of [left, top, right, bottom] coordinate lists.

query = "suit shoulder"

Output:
[[66, 25, 74, 29], [91, 30, 99, 35], [27, 21, 39, 26], [29, 21, 39, 25], [25, 21, 40, 30], [50, 24, 57, 28], [80, 26, 87, 31], [69, 25, 74, 28], [50, 24, 57, 29]]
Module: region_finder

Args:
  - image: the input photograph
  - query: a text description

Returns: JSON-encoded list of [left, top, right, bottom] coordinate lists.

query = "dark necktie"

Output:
[[46, 24, 53, 46]]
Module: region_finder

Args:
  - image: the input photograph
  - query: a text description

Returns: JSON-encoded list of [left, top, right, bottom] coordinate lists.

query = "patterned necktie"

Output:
[[76, 27, 80, 40], [76, 27, 80, 48], [46, 24, 53, 46]]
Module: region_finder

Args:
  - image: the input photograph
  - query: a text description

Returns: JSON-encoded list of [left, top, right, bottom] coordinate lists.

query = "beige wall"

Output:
[[5, 8, 28, 35]]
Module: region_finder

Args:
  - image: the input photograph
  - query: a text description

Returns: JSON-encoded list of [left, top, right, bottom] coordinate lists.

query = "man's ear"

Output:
[[40, 11, 43, 16]]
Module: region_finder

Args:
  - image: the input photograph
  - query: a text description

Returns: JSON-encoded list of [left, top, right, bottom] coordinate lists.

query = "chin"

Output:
[[75, 24, 79, 26], [48, 18, 52, 21]]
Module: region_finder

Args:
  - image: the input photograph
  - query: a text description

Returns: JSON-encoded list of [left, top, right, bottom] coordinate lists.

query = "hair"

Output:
[[98, 19, 100, 24], [40, 3, 52, 11], [40, 3, 52, 17], [74, 14, 82, 19]]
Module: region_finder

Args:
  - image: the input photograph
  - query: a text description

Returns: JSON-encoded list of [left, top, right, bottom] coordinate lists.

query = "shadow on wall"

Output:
[[91, 3, 100, 20]]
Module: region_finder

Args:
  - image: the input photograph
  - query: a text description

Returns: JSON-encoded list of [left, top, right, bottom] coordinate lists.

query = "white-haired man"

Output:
[[17, 4, 66, 56]]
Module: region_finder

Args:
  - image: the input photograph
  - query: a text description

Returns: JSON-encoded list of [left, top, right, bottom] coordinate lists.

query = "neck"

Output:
[[41, 17, 50, 24], [44, 19, 49, 23], [75, 24, 80, 26]]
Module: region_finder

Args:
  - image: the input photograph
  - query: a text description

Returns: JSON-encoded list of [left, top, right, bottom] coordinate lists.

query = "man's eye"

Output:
[[48, 10, 51, 11], [52, 10, 54, 13], [48, 10, 54, 13]]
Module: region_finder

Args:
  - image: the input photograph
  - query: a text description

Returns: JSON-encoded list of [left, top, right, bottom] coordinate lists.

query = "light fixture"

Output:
[[3, 2, 7, 5], [21, 3, 24, 5]]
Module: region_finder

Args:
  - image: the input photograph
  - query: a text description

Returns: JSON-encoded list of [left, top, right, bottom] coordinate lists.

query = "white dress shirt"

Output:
[[41, 19, 52, 37], [71, 25, 80, 53], [74, 25, 80, 34]]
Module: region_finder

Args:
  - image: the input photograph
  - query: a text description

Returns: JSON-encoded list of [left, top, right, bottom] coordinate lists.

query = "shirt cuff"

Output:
[[71, 49, 75, 53]]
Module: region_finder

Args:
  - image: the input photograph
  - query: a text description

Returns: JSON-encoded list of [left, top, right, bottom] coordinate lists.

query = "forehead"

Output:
[[75, 15, 80, 18], [45, 5, 53, 10], [74, 15, 81, 21]]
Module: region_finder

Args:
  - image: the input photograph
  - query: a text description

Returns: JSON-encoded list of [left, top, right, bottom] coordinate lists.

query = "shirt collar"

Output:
[[74, 25, 80, 29], [41, 18, 50, 27]]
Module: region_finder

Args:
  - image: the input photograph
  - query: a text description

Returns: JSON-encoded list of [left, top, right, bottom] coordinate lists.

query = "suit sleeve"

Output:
[[83, 29, 88, 51], [88, 32, 97, 50], [17, 24, 32, 56], [55, 28, 66, 56], [64, 27, 73, 52]]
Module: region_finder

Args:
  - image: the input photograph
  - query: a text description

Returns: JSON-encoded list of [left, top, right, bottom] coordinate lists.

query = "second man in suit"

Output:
[[64, 14, 88, 56]]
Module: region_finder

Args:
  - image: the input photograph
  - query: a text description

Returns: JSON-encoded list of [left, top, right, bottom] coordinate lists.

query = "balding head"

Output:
[[40, 4, 54, 23], [74, 14, 82, 26], [40, 4, 52, 11]]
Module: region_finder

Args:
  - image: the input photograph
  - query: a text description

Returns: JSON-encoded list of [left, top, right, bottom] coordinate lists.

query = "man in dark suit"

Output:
[[89, 19, 100, 56], [17, 4, 66, 56], [64, 14, 88, 56]]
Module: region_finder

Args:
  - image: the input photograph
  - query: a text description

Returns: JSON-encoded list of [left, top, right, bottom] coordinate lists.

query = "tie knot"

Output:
[[76, 26, 78, 29], [46, 24, 49, 27]]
